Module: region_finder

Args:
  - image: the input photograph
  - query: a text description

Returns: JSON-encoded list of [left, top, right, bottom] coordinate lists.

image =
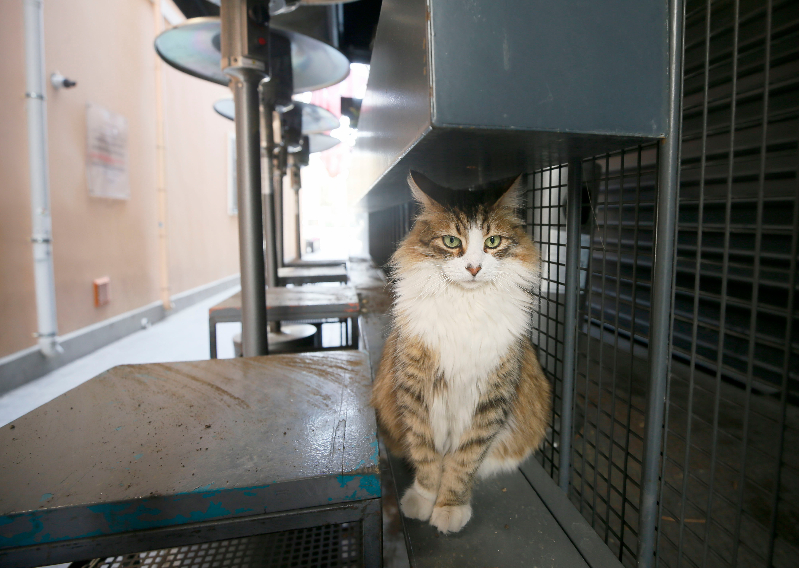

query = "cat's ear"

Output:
[[407, 170, 443, 209], [494, 174, 525, 210]]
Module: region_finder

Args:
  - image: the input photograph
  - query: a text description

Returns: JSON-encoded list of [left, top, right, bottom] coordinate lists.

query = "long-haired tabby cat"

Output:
[[372, 170, 551, 534]]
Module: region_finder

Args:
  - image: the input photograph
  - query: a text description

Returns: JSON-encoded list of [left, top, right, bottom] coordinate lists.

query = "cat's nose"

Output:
[[466, 265, 482, 277]]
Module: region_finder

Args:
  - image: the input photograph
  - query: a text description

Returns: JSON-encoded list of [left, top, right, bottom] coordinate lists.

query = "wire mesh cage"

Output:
[[363, 0, 796, 565]]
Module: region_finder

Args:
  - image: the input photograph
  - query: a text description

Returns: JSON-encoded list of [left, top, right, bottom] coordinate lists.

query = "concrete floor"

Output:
[[0, 287, 241, 429]]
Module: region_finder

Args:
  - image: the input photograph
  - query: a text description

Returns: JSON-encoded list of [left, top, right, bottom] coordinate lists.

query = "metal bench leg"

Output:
[[362, 498, 383, 568]]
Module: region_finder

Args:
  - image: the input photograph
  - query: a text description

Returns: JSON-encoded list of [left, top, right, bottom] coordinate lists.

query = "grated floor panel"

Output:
[[79, 522, 362, 568]]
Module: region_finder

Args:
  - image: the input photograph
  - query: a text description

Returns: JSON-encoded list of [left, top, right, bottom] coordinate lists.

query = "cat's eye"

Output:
[[442, 235, 462, 248], [484, 235, 501, 249]]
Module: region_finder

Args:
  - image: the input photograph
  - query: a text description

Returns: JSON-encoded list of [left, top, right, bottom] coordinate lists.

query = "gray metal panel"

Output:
[[349, 0, 432, 210], [351, 0, 669, 212], [430, 0, 668, 136], [0, 352, 379, 549]]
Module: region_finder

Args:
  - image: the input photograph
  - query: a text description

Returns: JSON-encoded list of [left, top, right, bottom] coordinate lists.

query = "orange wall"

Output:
[[162, 66, 239, 296], [0, 0, 239, 359]]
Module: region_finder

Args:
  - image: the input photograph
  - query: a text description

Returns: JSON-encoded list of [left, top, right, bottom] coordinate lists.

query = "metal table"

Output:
[[209, 286, 360, 358], [0, 351, 381, 568], [278, 265, 349, 285]]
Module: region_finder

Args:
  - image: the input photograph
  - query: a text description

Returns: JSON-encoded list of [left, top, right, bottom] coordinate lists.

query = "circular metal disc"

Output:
[[155, 17, 349, 92], [295, 102, 339, 133], [214, 99, 339, 133], [306, 133, 340, 153], [213, 99, 236, 120]]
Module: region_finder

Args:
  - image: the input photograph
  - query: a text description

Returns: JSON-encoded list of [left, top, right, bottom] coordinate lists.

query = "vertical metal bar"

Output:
[[701, 0, 739, 565], [560, 160, 583, 492], [261, 85, 280, 290], [676, 2, 711, 565], [605, 150, 624, 543], [618, 146, 644, 561], [579, 157, 597, 516], [637, 0, 685, 564], [232, 73, 268, 356], [274, 150, 285, 268], [766, 128, 799, 567], [592, 154, 610, 531], [732, 1, 772, 565]]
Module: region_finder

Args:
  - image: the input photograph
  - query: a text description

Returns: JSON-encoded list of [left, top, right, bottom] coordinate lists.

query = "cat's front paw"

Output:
[[400, 484, 436, 521], [430, 504, 472, 534]]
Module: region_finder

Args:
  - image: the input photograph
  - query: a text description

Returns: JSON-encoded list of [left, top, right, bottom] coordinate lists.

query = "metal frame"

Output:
[[2, 499, 381, 568]]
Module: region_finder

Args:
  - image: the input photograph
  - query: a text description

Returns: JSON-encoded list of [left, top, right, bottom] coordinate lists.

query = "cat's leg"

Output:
[[477, 341, 552, 479], [392, 337, 443, 522]]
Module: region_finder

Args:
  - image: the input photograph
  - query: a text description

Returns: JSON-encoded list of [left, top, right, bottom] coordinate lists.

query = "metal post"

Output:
[[260, 86, 280, 290], [558, 159, 582, 492], [273, 144, 286, 267], [231, 73, 268, 356], [291, 160, 302, 261], [637, 0, 684, 566]]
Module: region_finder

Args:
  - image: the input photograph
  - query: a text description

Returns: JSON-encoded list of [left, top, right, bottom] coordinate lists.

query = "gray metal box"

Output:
[[351, 0, 669, 211]]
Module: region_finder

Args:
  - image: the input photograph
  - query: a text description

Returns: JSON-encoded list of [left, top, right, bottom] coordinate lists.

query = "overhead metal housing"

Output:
[[351, 0, 670, 211]]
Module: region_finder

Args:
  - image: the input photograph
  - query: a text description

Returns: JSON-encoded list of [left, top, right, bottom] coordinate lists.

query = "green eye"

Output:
[[484, 235, 501, 249], [442, 235, 462, 248]]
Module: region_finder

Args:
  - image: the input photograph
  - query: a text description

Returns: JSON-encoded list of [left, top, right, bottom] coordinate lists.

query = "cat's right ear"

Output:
[[407, 170, 443, 209]]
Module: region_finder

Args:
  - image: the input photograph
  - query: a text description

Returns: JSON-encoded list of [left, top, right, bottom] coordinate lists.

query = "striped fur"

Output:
[[371, 171, 551, 534]]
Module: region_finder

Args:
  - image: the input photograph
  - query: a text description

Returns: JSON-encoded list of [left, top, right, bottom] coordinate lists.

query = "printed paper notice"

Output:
[[86, 103, 129, 200]]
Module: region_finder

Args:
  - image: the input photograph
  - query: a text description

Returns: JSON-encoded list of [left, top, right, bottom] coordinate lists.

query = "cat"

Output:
[[371, 170, 552, 534]]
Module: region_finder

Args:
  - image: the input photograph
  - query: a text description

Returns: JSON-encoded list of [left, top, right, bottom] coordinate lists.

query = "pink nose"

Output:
[[466, 265, 481, 277]]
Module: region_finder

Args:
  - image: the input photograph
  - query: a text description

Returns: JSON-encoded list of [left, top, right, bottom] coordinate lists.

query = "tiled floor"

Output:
[[0, 287, 241, 429]]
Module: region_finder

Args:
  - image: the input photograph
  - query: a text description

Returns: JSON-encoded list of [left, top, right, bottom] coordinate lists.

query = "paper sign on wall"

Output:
[[86, 103, 129, 200]]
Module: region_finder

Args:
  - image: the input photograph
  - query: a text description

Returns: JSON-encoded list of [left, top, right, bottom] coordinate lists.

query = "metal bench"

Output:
[[278, 266, 349, 285], [208, 286, 361, 358], [0, 351, 381, 568]]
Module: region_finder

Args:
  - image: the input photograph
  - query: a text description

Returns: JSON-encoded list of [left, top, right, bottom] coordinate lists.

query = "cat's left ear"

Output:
[[494, 174, 525, 210]]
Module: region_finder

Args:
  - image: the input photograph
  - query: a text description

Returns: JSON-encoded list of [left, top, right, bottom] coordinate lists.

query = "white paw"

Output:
[[400, 485, 435, 521], [430, 504, 472, 534]]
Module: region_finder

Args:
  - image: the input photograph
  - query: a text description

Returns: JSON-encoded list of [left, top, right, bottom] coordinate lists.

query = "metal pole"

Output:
[[637, 0, 684, 565], [273, 145, 286, 267], [291, 160, 302, 261], [558, 159, 582, 492], [231, 73, 268, 356], [260, 84, 280, 290]]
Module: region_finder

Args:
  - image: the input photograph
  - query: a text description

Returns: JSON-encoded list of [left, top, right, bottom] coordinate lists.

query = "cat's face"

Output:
[[394, 171, 540, 291]]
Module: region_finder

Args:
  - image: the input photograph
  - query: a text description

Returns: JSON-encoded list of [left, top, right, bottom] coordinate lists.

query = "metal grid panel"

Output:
[[528, 147, 661, 568], [83, 522, 362, 568], [658, 1, 799, 568], [526, 166, 569, 479]]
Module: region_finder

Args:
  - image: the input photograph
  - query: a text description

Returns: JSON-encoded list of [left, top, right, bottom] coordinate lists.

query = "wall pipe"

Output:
[[24, 0, 62, 358]]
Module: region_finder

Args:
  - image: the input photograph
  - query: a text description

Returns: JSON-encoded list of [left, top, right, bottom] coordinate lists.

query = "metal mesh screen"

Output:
[[526, 0, 799, 566], [528, 147, 661, 568], [657, 1, 799, 568], [81, 522, 362, 568], [525, 165, 569, 479]]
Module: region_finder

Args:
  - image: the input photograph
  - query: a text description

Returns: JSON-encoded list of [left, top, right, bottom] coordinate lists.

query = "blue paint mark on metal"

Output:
[[234, 507, 254, 514], [115, 426, 123, 431], [335, 474, 380, 497], [359, 475, 381, 497], [39, 493, 53, 502], [343, 490, 358, 500], [370, 437, 379, 462], [134, 453, 143, 460]]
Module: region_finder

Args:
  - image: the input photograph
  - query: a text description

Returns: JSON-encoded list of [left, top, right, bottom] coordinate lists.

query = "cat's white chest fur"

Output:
[[395, 267, 533, 454]]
